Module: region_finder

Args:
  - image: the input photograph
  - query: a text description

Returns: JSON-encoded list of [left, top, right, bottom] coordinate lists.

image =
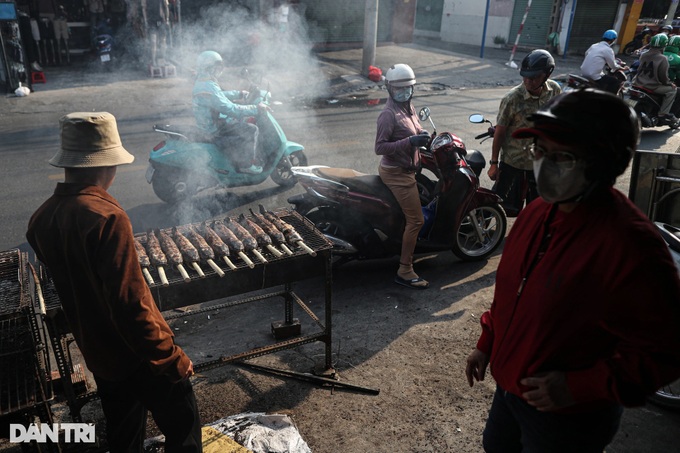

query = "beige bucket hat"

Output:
[[49, 112, 135, 168]]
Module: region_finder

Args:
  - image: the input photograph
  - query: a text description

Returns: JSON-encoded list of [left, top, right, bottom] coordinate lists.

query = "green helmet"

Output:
[[669, 35, 680, 48], [651, 33, 669, 48]]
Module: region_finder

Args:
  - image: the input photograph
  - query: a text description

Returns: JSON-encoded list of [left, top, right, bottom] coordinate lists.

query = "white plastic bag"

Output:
[[15, 84, 30, 97]]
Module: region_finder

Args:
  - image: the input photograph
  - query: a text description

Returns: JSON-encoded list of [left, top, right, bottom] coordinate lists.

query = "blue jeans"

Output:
[[483, 386, 622, 453]]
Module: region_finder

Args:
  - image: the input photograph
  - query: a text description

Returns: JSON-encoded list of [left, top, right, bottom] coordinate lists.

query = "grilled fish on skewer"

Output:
[[185, 226, 225, 277], [259, 204, 316, 256], [134, 238, 155, 285], [145, 229, 169, 285], [238, 213, 283, 258], [199, 222, 237, 270], [248, 209, 293, 255], [173, 227, 205, 278], [224, 217, 268, 264], [211, 221, 255, 268], [157, 229, 191, 282]]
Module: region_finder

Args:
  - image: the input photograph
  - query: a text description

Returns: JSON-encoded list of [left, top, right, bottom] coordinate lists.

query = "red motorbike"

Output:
[[287, 107, 507, 264]]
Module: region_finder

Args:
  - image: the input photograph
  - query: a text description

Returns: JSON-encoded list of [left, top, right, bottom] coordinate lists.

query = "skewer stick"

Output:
[[222, 255, 237, 270], [238, 251, 255, 268], [191, 262, 205, 277], [266, 244, 283, 257], [252, 249, 268, 263], [280, 244, 294, 256], [177, 264, 191, 282], [142, 267, 155, 285], [206, 259, 225, 277], [297, 240, 317, 257], [157, 266, 169, 286]]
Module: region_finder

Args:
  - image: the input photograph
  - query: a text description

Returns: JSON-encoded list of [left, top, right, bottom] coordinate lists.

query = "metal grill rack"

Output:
[[0, 249, 53, 434], [136, 210, 336, 376]]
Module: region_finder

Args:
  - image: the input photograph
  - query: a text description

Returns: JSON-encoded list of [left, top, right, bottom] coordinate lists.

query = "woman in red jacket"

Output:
[[465, 89, 680, 452]]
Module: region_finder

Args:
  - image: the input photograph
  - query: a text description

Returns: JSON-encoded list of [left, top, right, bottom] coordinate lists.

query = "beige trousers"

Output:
[[379, 165, 424, 267]]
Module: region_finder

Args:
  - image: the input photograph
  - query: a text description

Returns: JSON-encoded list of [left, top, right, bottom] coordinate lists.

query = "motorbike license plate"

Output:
[[625, 98, 637, 108], [145, 165, 155, 183], [100, 53, 111, 62]]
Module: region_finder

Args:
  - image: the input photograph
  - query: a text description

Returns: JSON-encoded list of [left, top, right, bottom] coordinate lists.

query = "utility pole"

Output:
[[362, 0, 379, 76], [664, 0, 679, 26]]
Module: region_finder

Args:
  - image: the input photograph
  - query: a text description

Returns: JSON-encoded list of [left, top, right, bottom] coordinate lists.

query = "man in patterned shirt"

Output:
[[488, 50, 561, 217]]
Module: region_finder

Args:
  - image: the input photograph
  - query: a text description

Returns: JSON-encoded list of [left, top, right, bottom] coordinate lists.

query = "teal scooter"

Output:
[[145, 89, 307, 203]]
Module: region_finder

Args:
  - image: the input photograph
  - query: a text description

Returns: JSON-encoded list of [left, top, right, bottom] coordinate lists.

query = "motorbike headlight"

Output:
[[431, 133, 453, 151]]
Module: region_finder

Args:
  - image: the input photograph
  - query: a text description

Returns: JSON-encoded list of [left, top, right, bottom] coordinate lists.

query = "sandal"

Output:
[[394, 275, 429, 290]]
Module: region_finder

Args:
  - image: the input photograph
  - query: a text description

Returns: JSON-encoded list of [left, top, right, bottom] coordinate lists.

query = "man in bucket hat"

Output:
[[27, 112, 202, 452], [465, 90, 680, 452]]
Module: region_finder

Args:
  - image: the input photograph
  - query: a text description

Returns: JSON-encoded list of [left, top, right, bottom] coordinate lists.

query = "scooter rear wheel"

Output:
[[271, 150, 308, 187], [151, 168, 199, 203], [452, 204, 506, 261]]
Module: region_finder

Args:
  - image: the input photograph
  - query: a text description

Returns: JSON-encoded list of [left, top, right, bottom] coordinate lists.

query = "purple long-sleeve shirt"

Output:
[[375, 97, 423, 170]]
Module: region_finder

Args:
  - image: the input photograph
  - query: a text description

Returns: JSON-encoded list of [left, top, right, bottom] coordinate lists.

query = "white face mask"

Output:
[[392, 86, 413, 103], [533, 156, 590, 204]]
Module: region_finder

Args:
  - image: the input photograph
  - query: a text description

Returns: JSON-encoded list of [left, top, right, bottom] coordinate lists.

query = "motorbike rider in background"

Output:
[[489, 50, 561, 217], [375, 63, 430, 290], [580, 29, 628, 94], [664, 35, 680, 84], [192, 50, 268, 175], [632, 33, 678, 126]]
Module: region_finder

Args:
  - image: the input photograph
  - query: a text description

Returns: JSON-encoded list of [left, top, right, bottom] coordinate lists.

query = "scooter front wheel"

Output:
[[452, 204, 506, 261], [271, 150, 308, 187]]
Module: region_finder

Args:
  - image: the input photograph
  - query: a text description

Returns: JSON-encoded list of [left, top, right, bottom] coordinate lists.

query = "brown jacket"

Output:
[[27, 183, 190, 382]]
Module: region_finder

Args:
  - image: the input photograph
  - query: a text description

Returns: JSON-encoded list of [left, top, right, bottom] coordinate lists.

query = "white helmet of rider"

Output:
[[196, 50, 224, 77], [385, 64, 416, 103], [385, 63, 416, 88]]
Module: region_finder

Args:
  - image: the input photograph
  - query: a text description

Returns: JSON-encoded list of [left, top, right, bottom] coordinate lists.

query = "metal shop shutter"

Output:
[[509, 0, 555, 49], [567, 0, 619, 55], [302, 0, 394, 44]]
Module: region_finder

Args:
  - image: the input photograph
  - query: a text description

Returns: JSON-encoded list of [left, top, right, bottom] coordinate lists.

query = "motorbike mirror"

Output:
[[469, 114, 485, 124], [418, 107, 431, 121]]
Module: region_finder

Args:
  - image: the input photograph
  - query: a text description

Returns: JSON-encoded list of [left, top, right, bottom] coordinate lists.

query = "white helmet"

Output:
[[385, 64, 416, 87], [196, 50, 223, 76]]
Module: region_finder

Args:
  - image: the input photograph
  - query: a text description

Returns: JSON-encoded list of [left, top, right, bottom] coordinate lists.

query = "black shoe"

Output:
[[658, 114, 678, 125]]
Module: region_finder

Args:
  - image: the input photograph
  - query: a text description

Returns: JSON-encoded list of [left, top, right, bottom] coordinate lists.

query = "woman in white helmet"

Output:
[[192, 50, 268, 174], [375, 63, 430, 289]]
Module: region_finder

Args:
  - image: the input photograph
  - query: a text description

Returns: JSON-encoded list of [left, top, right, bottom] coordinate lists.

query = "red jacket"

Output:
[[27, 183, 191, 382], [477, 187, 680, 410]]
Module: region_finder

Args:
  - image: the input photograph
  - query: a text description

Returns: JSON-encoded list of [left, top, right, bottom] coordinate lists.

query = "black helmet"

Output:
[[661, 24, 673, 33], [512, 89, 639, 185], [519, 49, 555, 78]]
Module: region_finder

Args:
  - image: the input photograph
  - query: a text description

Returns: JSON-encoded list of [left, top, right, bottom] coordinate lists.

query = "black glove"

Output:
[[409, 133, 430, 147]]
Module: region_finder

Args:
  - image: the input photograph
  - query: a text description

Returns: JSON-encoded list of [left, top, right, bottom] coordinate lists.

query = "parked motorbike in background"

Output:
[[287, 107, 507, 264], [146, 71, 307, 203], [92, 19, 114, 67]]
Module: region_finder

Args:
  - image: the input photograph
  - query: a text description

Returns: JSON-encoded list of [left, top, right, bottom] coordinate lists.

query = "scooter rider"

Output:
[[375, 63, 430, 289], [633, 33, 678, 126], [192, 50, 267, 175], [580, 29, 627, 94]]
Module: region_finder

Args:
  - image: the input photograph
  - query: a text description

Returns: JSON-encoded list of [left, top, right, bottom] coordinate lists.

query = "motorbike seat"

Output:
[[153, 124, 215, 143], [315, 167, 396, 202]]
